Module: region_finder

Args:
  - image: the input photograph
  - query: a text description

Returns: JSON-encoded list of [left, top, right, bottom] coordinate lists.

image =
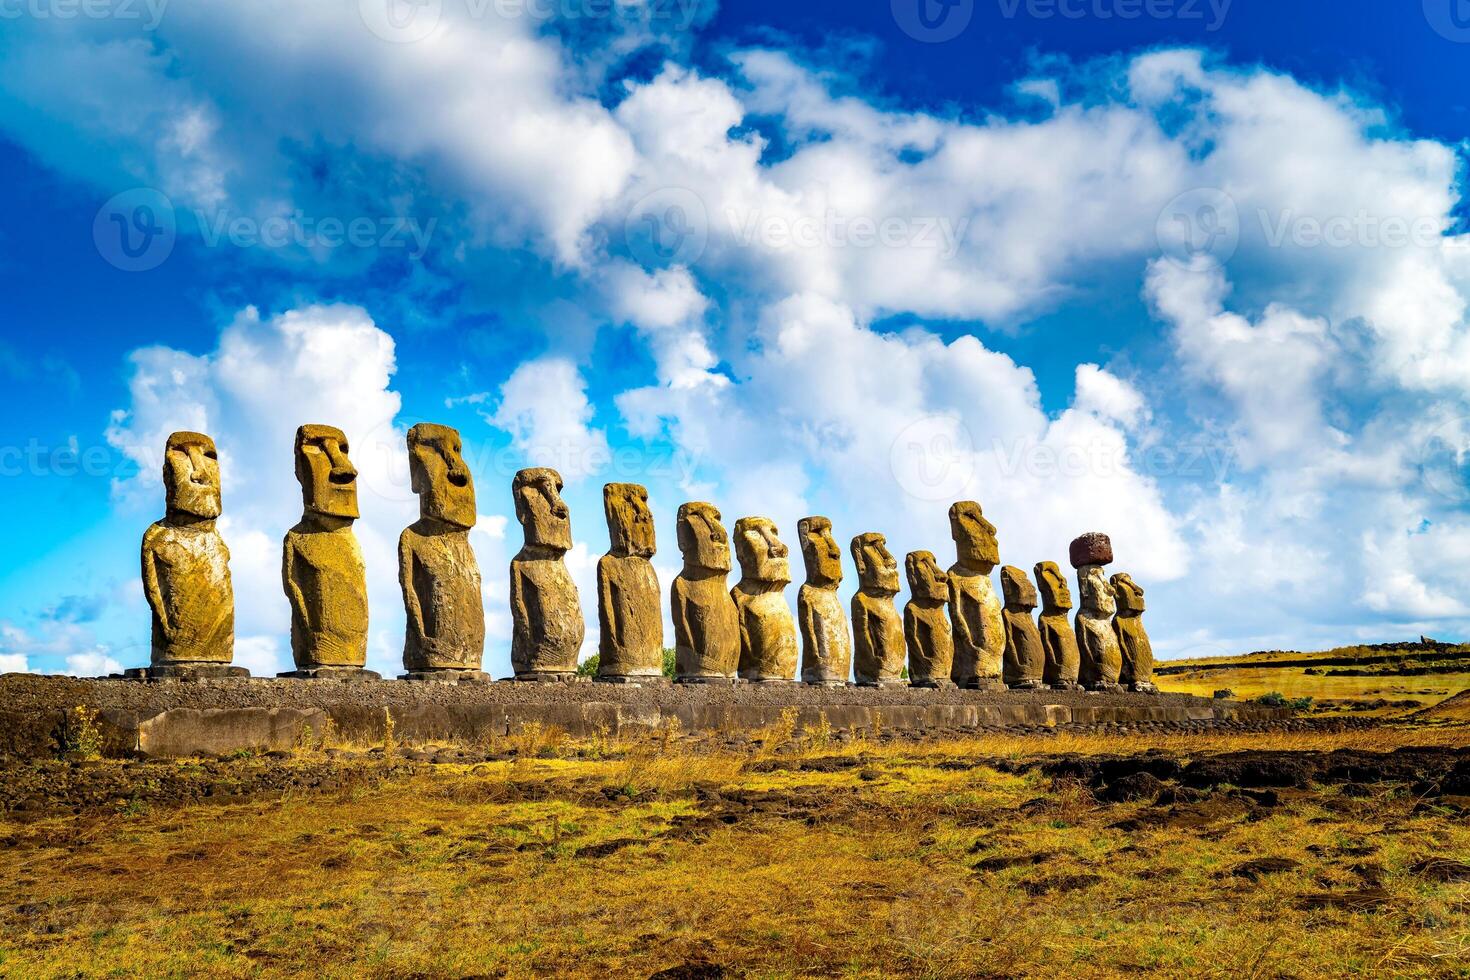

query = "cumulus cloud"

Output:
[[490, 357, 611, 484]]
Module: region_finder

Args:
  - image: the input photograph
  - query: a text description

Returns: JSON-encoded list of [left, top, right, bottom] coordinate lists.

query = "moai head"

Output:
[[852, 533, 901, 596], [163, 430, 222, 521], [734, 517, 791, 585], [1000, 565, 1038, 612], [1078, 564, 1117, 617], [408, 423, 476, 529], [1111, 572, 1145, 615], [605, 483, 655, 558], [798, 516, 842, 588], [295, 424, 359, 520], [677, 502, 730, 573], [905, 551, 948, 603], [949, 500, 999, 571], [1034, 560, 1072, 612], [513, 467, 571, 552]]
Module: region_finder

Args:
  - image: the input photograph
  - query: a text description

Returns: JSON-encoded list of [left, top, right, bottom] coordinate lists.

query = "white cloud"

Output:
[[0, 653, 28, 674], [63, 651, 124, 678], [490, 357, 611, 483]]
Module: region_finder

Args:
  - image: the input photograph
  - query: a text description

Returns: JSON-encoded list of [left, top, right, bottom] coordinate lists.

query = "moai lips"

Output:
[[851, 533, 905, 687], [1111, 572, 1158, 694], [509, 467, 584, 679], [797, 516, 851, 686], [598, 483, 665, 682], [947, 501, 1004, 690], [1000, 565, 1046, 689], [671, 502, 739, 682], [1034, 560, 1082, 690], [903, 551, 954, 687], [732, 516, 798, 683]]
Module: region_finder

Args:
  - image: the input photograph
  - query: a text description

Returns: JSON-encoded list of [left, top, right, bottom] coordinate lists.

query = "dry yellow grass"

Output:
[[1158, 666, 1470, 716]]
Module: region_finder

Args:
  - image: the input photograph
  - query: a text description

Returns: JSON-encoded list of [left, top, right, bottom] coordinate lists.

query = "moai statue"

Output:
[[132, 431, 245, 680], [948, 501, 1005, 690], [904, 551, 954, 687], [597, 483, 665, 683], [999, 566, 1046, 689], [796, 516, 850, 686], [1071, 532, 1123, 692], [1034, 560, 1082, 690], [732, 517, 798, 683], [1111, 573, 1158, 694], [851, 533, 905, 687], [399, 423, 486, 682], [671, 502, 739, 682], [509, 467, 585, 681], [281, 425, 375, 678]]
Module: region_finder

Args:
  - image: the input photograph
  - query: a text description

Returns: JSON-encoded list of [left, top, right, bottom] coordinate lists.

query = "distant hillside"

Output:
[[1157, 639, 1469, 676]]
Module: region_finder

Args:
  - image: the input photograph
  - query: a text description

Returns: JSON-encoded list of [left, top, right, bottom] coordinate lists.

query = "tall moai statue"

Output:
[[797, 516, 850, 686], [1111, 573, 1158, 694], [904, 551, 954, 687], [1034, 560, 1082, 690], [132, 431, 245, 680], [732, 517, 798, 683], [509, 467, 585, 681], [851, 533, 905, 687], [1071, 532, 1123, 692], [948, 501, 1005, 690], [671, 502, 739, 683], [1000, 566, 1046, 689], [282, 425, 375, 678], [597, 483, 665, 683], [399, 423, 486, 682]]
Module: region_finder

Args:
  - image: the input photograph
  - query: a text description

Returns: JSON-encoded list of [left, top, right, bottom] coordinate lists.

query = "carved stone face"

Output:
[[513, 467, 571, 551], [905, 551, 947, 602], [852, 533, 901, 595], [163, 430, 221, 520], [1078, 565, 1116, 616], [1111, 572, 1145, 615], [605, 483, 655, 558], [1034, 561, 1072, 611], [408, 423, 475, 529], [798, 516, 842, 588], [949, 500, 999, 570], [734, 517, 791, 585], [677, 502, 730, 573], [295, 424, 359, 520], [1000, 565, 1038, 611]]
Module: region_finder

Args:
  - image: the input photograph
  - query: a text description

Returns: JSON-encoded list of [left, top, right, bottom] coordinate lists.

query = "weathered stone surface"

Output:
[[797, 516, 850, 686], [1000, 566, 1046, 689], [400, 424, 485, 674], [598, 483, 664, 681], [851, 533, 905, 687], [904, 551, 954, 687], [732, 517, 798, 683], [1075, 564, 1123, 691], [671, 502, 739, 682], [142, 431, 235, 669], [1035, 561, 1082, 690], [510, 467, 584, 679], [1111, 572, 1158, 694], [948, 501, 1004, 690], [283, 425, 368, 670], [1069, 531, 1113, 569]]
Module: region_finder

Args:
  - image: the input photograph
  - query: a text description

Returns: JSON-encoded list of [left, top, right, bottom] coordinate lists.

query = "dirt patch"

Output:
[[1295, 888, 1393, 911], [1227, 857, 1300, 880], [1408, 858, 1470, 883], [1019, 873, 1102, 895]]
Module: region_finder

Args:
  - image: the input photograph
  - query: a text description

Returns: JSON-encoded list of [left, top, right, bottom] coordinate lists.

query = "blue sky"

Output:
[[1, 0, 1469, 678]]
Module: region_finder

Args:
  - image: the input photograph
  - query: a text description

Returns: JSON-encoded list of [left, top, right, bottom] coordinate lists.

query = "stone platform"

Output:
[[0, 674, 1290, 760]]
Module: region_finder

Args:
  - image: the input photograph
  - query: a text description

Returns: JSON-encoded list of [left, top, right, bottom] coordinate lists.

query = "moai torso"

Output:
[[400, 424, 484, 672], [671, 502, 739, 680], [284, 425, 368, 669], [1034, 561, 1081, 689], [598, 483, 664, 678], [851, 533, 904, 685], [1000, 566, 1045, 688], [510, 467, 584, 676], [143, 432, 234, 666], [1111, 573, 1157, 692], [732, 517, 798, 682], [1074, 564, 1122, 690], [903, 551, 953, 686], [948, 502, 1004, 688], [797, 517, 850, 685]]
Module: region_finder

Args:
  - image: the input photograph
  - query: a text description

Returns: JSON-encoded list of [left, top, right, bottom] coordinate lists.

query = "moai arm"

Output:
[[141, 530, 170, 639], [399, 531, 428, 643], [282, 537, 311, 634], [599, 564, 624, 650], [509, 559, 531, 648], [904, 604, 920, 661], [948, 575, 976, 651]]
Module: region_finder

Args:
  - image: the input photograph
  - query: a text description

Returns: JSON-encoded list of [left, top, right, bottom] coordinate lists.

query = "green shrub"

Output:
[[577, 655, 599, 677], [1254, 692, 1287, 706], [1212, 689, 1235, 700]]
